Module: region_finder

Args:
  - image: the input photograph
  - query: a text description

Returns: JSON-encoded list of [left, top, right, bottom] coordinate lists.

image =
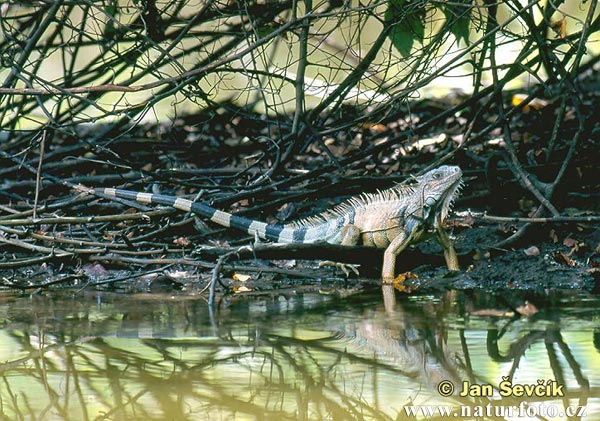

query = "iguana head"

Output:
[[411, 165, 463, 228]]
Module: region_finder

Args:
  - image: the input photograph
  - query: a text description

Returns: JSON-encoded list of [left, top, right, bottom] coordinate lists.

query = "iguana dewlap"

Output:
[[86, 165, 462, 283]]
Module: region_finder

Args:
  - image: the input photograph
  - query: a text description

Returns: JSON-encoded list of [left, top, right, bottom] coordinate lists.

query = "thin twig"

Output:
[[33, 130, 46, 219], [0, 208, 174, 227], [480, 214, 600, 224]]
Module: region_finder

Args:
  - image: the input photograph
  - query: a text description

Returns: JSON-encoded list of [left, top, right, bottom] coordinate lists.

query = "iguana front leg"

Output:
[[382, 232, 412, 284], [435, 227, 459, 271]]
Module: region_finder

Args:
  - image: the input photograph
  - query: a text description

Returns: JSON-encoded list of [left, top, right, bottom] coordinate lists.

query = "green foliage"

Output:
[[441, 1, 472, 46], [385, 0, 425, 57], [103, 0, 119, 41], [385, 0, 472, 57]]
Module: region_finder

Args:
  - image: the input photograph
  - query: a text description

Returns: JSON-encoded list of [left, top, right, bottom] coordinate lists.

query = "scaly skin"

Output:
[[80, 166, 463, 283]]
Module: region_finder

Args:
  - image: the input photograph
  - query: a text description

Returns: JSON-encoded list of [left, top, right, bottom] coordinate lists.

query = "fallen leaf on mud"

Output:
[[524, 245, 540, 256], [173, 237, 191, 247], [511, 93, 549, 112], [233, 285, 252, 293], [553, 251, 576, 267], [361, 122, 387, 132], [516, 301, 538, 317], [233, 273, 252, 282], [470, 309, 514, 317], [393, 272, 417, 292]]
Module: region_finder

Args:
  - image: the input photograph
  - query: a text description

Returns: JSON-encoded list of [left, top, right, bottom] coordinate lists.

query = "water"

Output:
[[0, 288, 598, 420]]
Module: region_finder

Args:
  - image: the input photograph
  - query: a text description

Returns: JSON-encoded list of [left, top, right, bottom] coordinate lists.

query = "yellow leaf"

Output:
[[233, 285, 252, 293], [233, 273, 252, 282]]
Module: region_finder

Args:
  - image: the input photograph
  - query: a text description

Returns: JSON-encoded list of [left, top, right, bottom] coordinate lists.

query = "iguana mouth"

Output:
[[437, 169, 463, 225]]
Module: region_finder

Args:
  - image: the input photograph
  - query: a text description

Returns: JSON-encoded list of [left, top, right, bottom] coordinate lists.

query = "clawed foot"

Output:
[[319, 260, 361, 277]]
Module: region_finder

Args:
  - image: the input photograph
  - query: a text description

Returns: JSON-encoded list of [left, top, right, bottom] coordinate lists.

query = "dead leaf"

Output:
[[550, 17, 567, 38], [233, 273, 252, 282], [511, 93, 549, 112], [361, 123, 387, 132], [173, 237, 191, 247], [553, 251, 575, 267], [524, 245, 540, 256], [393, 272, 417, 292], [233, 285, 252, 293]]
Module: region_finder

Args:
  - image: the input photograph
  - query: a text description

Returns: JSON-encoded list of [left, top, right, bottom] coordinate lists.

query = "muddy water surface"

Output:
[[0, 288, 598, 420]]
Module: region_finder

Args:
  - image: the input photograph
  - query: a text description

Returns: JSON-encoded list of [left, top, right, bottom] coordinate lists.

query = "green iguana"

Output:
[[81, 165, 462, 283]]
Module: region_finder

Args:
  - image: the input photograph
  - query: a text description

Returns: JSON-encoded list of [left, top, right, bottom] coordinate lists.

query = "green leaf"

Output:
[[442, 1, 472, 45], [385, 0, 426, 57], [104, 0, 118, 41]]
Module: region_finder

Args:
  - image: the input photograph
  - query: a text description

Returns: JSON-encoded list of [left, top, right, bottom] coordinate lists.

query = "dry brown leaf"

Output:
[[550, 17, 567, 38], [173, 237, 191, 247], [524, 245, 540, 256], [361, 123, 387, 132], [553, 251, 575, 267], [393, 272, 417, 292]]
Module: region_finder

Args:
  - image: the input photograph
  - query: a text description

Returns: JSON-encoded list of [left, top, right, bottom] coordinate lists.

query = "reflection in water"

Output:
[[0, 289, 598, 420]]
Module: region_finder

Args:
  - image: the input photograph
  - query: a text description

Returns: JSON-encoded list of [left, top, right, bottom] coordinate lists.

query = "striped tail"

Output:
[[95, 188, 298, 242]]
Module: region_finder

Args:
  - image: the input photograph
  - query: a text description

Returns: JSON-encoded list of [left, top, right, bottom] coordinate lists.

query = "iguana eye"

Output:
[[432, 172, 441, 179]]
